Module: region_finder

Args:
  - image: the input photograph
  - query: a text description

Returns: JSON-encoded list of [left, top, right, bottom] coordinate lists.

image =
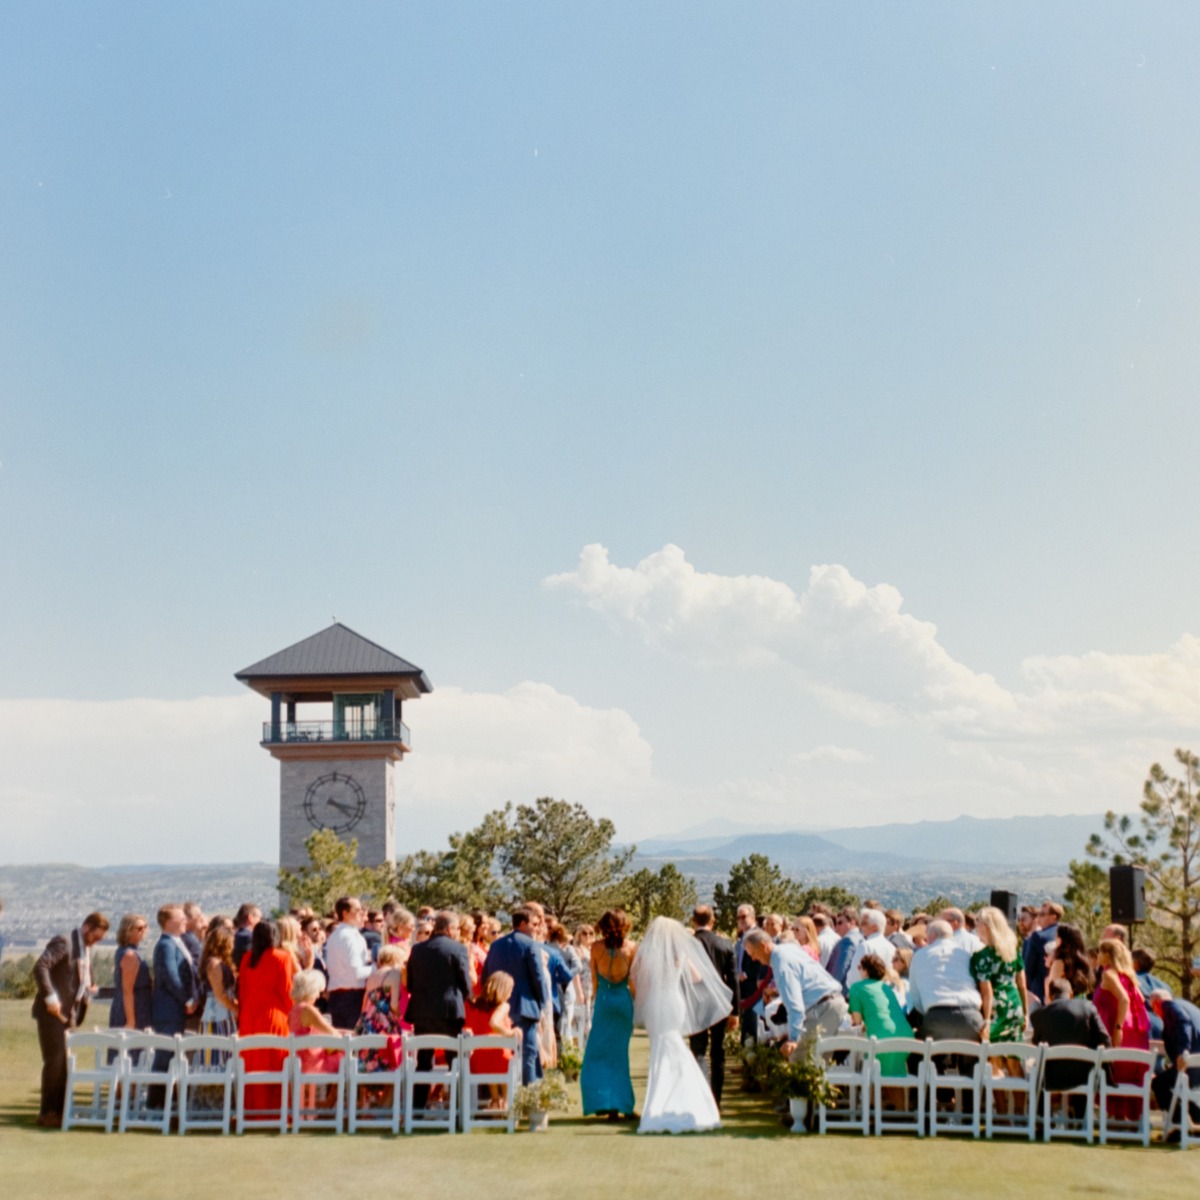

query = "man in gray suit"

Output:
[[32, 912, 109, 1127]]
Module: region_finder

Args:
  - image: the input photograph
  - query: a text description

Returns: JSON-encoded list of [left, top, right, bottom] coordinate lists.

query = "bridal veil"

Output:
[[632, 916, 733, 1037]]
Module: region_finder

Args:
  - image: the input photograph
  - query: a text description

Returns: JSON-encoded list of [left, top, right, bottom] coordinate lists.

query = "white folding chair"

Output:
[[118, 1033, 180, 1134], [1038, 1045, 1099, 1143], [815, 1035, 872, 1135], [982, 1042, 1041, 1139], [346, 1035, 406, 1134], [926, 1040, 985, 1138], [234, 1034, 292, 1134], [1097, 1047, 1155, 1146], [177, 1035, 236, 1134], [1167, 1053, 1200, 1148], [290, 1035, 347, 1132], [403, 1034, 460, 1133], [871, 1037, 928, 1137], [61, 1030, 124, 1132], [459, 1034, 521, 1133]]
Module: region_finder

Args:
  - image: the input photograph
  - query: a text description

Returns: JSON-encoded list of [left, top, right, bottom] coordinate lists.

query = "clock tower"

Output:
[[235, 623, 432, 874]]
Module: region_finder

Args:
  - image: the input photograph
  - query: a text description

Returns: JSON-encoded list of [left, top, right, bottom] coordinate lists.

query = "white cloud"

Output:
[[0, 683, 657, 865]]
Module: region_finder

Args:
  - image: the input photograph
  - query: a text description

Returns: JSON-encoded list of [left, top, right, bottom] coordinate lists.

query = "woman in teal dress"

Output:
[[580, 909, 637, 1118]]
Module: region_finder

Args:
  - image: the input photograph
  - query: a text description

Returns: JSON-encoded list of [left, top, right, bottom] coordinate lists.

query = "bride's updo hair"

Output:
[[597, 909, 632, 950]]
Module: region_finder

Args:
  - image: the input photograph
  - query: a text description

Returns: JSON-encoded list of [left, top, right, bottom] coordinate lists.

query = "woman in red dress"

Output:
[[237, 921, 294, 1115], [1092, 937, 1151, 1122], [464, 971, 516, 1108]]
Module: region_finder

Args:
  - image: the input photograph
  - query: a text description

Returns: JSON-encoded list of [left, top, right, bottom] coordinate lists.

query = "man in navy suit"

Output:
[[150, 905, 199, 1091], [483, 906, 547, 1083], [1022, 901, 1061, 1009], [406, 910, 472, 1107]]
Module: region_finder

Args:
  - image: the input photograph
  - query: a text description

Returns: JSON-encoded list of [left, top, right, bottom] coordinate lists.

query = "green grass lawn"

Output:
[[1, 1001, 1196, 1199]]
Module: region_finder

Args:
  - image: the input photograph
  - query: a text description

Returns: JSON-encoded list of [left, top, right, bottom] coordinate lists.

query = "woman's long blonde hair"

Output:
[[974, 906, 1019, 963]]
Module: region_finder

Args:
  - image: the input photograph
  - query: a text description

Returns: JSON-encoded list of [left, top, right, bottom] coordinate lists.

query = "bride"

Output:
[[631, 916, 732, 1134]]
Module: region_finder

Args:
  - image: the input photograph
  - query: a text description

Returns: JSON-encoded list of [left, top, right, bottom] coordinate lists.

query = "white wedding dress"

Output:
[[633, 918, 730, 1135]]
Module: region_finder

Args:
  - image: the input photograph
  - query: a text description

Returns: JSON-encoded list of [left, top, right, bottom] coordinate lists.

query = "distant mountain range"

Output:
[[633, 812, 1103, 873]]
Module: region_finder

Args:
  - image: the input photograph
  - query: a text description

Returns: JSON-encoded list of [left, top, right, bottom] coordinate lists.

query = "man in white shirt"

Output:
[[812, 910, 839, 968], [324, 895, 373, 1029], [940, 907, 983, 954], [846, 908, 897, 985], [907, 920, 984, 1042]]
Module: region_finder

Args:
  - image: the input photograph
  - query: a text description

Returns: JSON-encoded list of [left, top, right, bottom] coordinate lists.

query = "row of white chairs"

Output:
[[62, 1029, 522, 1135], [812, 1036, 1200, 1146]]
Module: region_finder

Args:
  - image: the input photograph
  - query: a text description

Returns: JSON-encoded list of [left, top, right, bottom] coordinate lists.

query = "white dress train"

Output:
[[639, 1025, 722, 1134]]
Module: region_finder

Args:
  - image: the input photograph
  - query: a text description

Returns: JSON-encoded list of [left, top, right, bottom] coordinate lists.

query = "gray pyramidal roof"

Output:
[[235, 622, 432, 690]]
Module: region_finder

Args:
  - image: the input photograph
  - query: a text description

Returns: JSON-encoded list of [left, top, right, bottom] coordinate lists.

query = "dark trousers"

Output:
[[1154, 1067, 1200, 1128], [36, 1012, 68, 1117], [326, 988, 365, 1031], [412, 1020, 463, 1109], [516, 1015, 542, 1085], [689, 1022, 727, 1106]]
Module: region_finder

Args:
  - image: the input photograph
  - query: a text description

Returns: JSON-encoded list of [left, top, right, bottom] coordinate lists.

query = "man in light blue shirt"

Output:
[[743, 929, 848, 1060]]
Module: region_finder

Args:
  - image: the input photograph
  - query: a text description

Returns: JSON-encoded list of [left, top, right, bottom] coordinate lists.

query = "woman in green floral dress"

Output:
[[970, 907, 1028, 1043]]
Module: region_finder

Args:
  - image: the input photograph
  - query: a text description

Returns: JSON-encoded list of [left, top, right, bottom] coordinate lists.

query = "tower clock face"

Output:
[[303, 771, 367, 834]]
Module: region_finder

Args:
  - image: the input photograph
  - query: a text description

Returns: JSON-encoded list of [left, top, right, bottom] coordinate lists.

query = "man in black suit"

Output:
[[1030, 979, 1110, 1095], [31, 911, 110, 1127], [689, 905, 739, 1108], [405, 909, 472, 1107]]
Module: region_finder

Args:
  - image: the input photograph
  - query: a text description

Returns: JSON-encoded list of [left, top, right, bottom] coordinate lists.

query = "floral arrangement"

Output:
[[513, 1070, 572, 1119], [557, 1044, 583, 1082], [736, 1039, 839, 1106]]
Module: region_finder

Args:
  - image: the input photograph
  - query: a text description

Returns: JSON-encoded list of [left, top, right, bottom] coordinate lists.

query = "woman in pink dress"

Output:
[[1092, 938, 1151, 1121], [288, 968, 344, 1113]]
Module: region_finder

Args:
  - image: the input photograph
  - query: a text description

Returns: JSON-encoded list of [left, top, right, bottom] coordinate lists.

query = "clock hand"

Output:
[[326, 798, 356, 816]]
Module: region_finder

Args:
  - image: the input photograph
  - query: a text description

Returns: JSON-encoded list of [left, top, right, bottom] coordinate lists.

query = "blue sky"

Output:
[[2, 6, 1198, 864]]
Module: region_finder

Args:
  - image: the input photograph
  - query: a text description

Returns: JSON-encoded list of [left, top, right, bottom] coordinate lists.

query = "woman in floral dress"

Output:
[[971, 906, 1028, 1044], [353, 944, 411, 1072]]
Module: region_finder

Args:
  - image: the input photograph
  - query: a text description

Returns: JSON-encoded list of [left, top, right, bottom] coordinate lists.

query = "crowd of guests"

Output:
[[27, 893, 1200, 1137], [733, 899, 1200, 1136], [30, 896, 597, 1127]]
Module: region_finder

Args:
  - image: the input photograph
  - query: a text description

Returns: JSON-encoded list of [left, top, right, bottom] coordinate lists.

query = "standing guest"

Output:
[[469, 910, 492, 994], [353, 944, 410, 1072], [1017, 906, 1038, 945], [109, 914, 152, 1034], [199, 923, 239, 1038], [232, 904, 262, 968], [540, 918, 577, 1060], [688, 905, 738, 1109], [406, 910, 472, 1106], [572, 924, 596, 1045], [362, 910, 384, 963], [237, 921, 293, 1114], [1022, 902, 1061, 1009], [1046, 924, 1094, 999], [791, 915, 822, 962], [1148, 989, 1200, 1138], [414, 918, 433, 943], [580, 909, 637, 1118], [847, 908, 897, 984], [550, 922, 584, 1043], [465, 971, 518, 1108], [1102, 923, 1129, 944], [940, 907, 983, 954], [827, 908, 863, 995], [734, 904, 767, 1044], [152, 905, 199, 1042], [1092, 938, 1151, 1121], [32, 911, 109, 1127], [810, 905, 839, 967], [484, 908, 548, 1085], [277, 915, 304, 972], [886, 910, 916, 952], [848, 954, 917, 1076], [1133, 949, 1171, 1040], [181, 903, 207, 963], [741, 928, 846, 1059], [456, 913, 480, 994], [906, 920, 983, 1042], [970, 906, 1028, 1044], [324, 896, 373, 1030], [387, 906, 415, 948], [301, 915, 328, 980]]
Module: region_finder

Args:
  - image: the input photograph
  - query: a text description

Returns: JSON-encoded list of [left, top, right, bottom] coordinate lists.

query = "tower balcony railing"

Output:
[[261, 719, 411, 746]]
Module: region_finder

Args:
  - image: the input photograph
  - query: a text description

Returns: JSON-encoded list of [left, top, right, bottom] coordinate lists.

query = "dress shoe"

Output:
[[36, 1112, 62, 1129]]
